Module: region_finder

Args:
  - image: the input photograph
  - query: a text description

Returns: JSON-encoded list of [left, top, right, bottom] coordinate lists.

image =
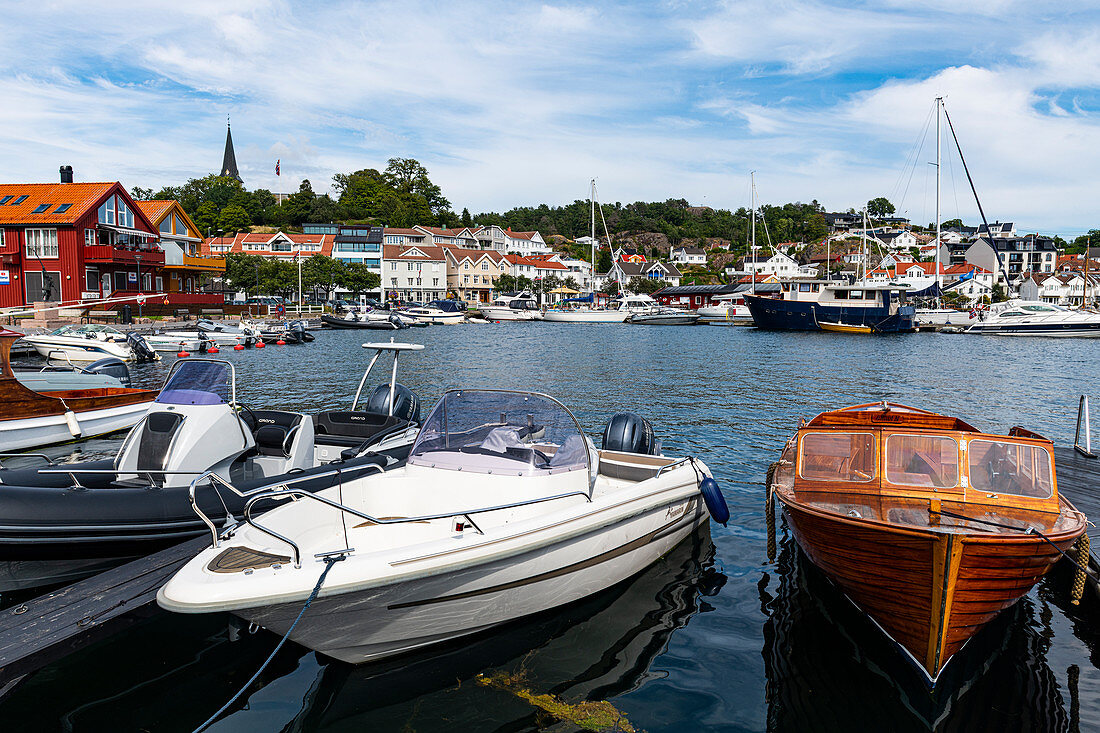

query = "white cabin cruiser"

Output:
[[965, 300, 1100, 337], [541, 306, 629, 323], [402, 303, 466, 325], [479, 291, 543, 321], [159, 394, 729, 664], [914, 307, 971, 327], [21, 324, 159, 363], [698, 293, 753, 324]]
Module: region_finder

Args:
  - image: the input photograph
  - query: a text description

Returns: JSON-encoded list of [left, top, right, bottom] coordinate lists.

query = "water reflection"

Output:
[[762, 532, 1070, 732], [0, 529, 725, 732]]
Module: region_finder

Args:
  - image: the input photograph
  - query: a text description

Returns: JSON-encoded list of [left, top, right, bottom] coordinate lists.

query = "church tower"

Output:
[[220, 118, 242, 182]]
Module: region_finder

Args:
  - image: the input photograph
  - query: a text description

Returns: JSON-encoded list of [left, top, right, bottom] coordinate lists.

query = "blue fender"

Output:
[[699, 476, 729, 526]]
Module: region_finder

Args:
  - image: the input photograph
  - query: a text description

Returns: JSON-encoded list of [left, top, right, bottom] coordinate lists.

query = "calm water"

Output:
[[3, 325, 1100, 732]]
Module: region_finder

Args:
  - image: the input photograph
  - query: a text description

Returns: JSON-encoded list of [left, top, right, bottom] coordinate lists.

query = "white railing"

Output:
[[266, 304, 326, 316]]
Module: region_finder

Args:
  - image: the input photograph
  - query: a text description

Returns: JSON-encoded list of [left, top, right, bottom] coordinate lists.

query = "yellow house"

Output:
[[135, 200, 225, 294], [444, 247, 506, 303]]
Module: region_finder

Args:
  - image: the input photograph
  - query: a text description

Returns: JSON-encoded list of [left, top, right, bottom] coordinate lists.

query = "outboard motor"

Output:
[[126, 332, 158, 363], [602, 413, 658, 455], [364, 383, 421, 423], [82, 357, 132, 388], [388, 313, 409, 329]]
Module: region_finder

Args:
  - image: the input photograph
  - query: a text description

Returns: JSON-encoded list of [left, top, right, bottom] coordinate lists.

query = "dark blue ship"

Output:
[[743, 281, 916, 333]]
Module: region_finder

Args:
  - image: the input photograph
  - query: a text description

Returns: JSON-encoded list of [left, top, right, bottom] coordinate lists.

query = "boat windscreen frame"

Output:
[[156, 358, 237, 407], [408, 388, 595, 486]]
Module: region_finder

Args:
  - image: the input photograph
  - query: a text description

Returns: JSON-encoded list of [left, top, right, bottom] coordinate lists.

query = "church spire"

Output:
[[220, 116, 242, 182]]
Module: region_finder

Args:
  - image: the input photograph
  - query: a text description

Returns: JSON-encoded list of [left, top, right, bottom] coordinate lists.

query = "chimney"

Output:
[[59, 165, 73, 184]]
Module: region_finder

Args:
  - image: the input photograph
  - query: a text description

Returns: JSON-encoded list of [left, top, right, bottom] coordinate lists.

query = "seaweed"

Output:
[[476, 670, 638, 732]]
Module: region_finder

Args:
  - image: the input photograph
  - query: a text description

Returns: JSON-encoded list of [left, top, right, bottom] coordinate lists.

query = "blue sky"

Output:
[[3, 1, 1100, 236]]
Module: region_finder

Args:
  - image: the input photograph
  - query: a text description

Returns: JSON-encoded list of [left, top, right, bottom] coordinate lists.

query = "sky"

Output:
[[2, 1, 1100, 237]]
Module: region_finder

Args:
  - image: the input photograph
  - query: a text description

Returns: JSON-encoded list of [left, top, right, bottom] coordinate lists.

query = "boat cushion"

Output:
[[246, 410, 303, 457], [314, 411, 405, 440], [136, 411, 184, 474]]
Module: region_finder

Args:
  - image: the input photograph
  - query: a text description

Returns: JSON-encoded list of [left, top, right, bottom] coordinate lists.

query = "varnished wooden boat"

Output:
[[0, 328, 157, 450], [818, 320, 873, 334], [769, 402, 1086, 684]]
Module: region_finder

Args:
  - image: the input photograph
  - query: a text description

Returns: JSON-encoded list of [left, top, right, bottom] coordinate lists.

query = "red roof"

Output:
[[0, 181, 130, 227], [445, 247, 504, 263], [201, 231, 333, 257], [384, 228, 427, 237], [382, 244, 446, 261], [505, 254, 567, 270]]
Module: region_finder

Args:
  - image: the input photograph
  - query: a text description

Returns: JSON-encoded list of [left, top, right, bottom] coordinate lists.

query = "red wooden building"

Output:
[[0, 172, 164, 309]]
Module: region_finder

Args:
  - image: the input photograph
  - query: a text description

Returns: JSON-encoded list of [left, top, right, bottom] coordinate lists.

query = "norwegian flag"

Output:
[[275, 159, 280, 176]]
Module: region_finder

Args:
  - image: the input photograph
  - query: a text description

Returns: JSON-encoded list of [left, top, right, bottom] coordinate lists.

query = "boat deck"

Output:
[[1053, 445, 1100, 579]]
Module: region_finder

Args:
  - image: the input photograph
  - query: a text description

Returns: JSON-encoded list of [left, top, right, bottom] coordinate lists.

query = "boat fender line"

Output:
[[930, 507, 1100, 593], [687, 457, 729, 526], [192, 553, 346, 733], [1073, 534, 1090, 605], [765, 462, 779, 561]]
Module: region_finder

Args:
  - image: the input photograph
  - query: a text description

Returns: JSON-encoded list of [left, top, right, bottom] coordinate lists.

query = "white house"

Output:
[[670, 246, 707, 266], [503, 228, 551, 255], [608, 260, 682, 288], [875, 230, 918, 251], [736, 250, 801, 277], [382, 243, 448, 303]]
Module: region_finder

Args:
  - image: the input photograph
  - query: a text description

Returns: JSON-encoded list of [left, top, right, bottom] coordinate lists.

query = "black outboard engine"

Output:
[[82, 357, 132, 387], [365, 383, 421, 423], [126, 332, 157, 363], [602, 413, 658, 455], [388, 313, 409, 329]]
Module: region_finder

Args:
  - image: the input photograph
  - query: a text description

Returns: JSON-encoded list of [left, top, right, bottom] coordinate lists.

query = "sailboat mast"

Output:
[[935, 97, 942, 291], [751, 171, 757, 295], [590, 179, 596, 294]]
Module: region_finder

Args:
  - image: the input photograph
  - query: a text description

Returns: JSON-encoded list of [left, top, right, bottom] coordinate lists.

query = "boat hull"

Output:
[[967, 321, 1100, 337], [628, 314, 700, 325], [233, 500, 706, 664], [24, 338, 132, 362], [743, 294, 916, 332], [778, 499, 1080, 682], [542, 309, 628, 323], [0, 397, 152, 451], [479, 307, 542, 321]]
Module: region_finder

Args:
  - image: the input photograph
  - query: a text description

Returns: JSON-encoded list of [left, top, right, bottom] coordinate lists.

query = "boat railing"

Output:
[[239, 485, 595, 568], [38, 467, 215, 488], [1075, 394, 1096, 458], [654, 456, 692, 478], [0, 453, 54, 468]]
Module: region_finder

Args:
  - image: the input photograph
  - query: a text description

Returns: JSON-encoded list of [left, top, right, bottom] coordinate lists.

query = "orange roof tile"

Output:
[[383, 244, 447, 260], [0, 182, 117, 226], [134, 200, 174, 223]]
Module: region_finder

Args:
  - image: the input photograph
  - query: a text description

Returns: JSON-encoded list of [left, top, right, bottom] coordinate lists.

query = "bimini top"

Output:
[[407, 389, 591, 476], [806, 402, 980, 433]]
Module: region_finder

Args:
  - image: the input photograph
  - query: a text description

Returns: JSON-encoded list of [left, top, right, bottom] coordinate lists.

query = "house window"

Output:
[[159, 218, 173, 235], [390, 262, 397, 270], [174, 214, 187, 236], [85, 269, 99, 291], [407, 263, 414, 271], [25, 228, 59, 258], [433, 278, 439, 286], [85, 228, 96, 246], [156, 276, 164, 292], [464, 275, 470, 284], [464, 263, 469, 270], [482, 263, 488, 270], [473, 275, 479, 284]]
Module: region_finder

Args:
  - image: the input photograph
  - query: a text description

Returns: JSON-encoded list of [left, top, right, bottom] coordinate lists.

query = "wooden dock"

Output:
[[0, 535, 209, 698], [1054, 445, 1100, 584]]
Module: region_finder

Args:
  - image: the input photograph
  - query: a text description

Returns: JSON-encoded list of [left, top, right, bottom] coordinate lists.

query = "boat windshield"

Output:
[[967, 439, 1053, 498], [157, 360, 231, 405], [799, 432, 876, 482], [886, 434, 959, 488], [50, 324, 122, 337], [408, 389, 590, 476]]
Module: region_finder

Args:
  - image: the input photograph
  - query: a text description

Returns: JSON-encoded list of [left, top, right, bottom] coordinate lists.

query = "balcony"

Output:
[[172, 253, 226, 272], [84, 244, 165, 266]]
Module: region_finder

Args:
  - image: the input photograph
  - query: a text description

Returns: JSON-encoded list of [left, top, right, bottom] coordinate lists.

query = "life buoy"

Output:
[[163, 296, 170, 304], [699, 476, 729, 526]]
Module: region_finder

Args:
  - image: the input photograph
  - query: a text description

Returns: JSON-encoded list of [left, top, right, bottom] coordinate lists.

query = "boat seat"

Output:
[[313, 411, 406, 443], [245, 410, 303, 458]]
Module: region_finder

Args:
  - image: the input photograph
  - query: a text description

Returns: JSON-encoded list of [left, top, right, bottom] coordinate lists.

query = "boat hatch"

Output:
[[156, 360, 233, 406], [407, 389, 592, 476]]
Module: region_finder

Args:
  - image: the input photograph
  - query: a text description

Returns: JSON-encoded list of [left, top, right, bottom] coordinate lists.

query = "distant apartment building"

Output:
[[382, 243, 447, 303], [938, 235, 1057, 282]]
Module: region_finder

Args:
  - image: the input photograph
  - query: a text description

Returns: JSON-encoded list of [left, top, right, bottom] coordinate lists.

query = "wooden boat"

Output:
[[818, 320, 873, 334], [0, 328, 157, 450], [768, 402, 1086, 684]]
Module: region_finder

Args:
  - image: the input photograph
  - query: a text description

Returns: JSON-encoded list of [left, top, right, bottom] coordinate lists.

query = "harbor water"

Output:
[[2, 325, 1099, 731]]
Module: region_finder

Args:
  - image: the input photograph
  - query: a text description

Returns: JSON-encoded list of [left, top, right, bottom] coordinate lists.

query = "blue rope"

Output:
[[192, 555, 344, 733]]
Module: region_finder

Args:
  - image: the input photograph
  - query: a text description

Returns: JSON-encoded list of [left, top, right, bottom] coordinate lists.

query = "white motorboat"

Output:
[[914, 307, 971, 327], [159, 395, 728, 664], [143, 334, 211, 352], [542, 305, 629, 323], [628, 307, 701, 325], [479, 291, 543, 321], [163, 319, 261, 346], [21, 324, 158, 363], [402, 305, 465, 325], [15, 357, 132, 392], [964, 300, 1100, 337], [698, 293, 754, 325]]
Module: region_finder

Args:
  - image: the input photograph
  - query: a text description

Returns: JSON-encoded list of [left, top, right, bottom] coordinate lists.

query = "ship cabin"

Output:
[[774, 280, 911, 309], [772, 402, 1069, 534]]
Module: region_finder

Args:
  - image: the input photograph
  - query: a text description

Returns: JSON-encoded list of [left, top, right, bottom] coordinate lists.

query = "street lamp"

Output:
[[134, 253, 143, 319]]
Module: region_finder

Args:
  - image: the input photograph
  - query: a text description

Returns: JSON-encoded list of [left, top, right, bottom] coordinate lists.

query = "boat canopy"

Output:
[[156, 360, 232, 406], [425, 299, 465, 312], [562, 294, 593, 304], [49, 324, 125, 338], [407, 389, 591, 476]]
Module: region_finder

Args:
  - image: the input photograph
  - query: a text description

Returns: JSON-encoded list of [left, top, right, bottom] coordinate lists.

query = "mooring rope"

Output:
[[1073, 534, 1091, 605], [765, 462, 778, 562], [192, 554, 345, 733], [929, 507, 1100, 591]]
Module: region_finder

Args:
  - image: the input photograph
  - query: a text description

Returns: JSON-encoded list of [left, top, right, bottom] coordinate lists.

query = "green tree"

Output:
[[130, 186, 154, 201], [217, 204, 252, 233], [461, 207, 473, 227], [339, 262, 381, 294], [941, 218, 963, 229], [494, 273, 518, 292], [302, 255, 345, 301], [866, 197, 896, 218], [383, 157, 451, 214], [259, 259, 297, 298], [224, 254, 265, 295], [627, 276, 665, 294], [600, 279, 620, 296], [596, 247, 612, 274], [562, 276, 579, 291], [194, 202, 219, 236]]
